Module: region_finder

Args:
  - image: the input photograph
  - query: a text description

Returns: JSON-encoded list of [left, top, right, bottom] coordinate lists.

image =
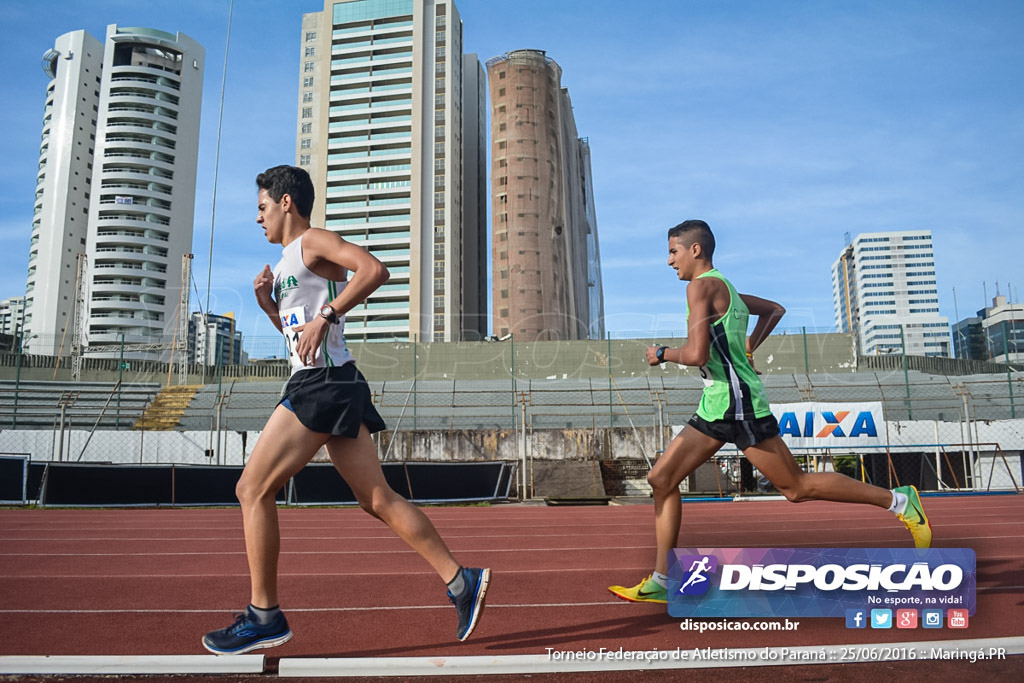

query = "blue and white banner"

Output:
[[770, 402, 884, 448], [667, 548, 976, 618]]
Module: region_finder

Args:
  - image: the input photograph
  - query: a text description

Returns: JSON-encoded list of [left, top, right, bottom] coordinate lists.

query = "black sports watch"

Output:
[[655, 346, 668, 364], [319, 304, 339, 324]]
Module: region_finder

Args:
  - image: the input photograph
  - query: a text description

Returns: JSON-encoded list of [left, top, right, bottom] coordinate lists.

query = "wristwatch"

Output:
[[656, 346, 668, 364], [319, 304, 339, 324]]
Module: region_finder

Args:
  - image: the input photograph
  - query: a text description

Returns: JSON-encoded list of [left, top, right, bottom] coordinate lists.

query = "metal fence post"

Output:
[[607, 333, 613, 428], [900, 325, 912, 419], [117, 333, 125, 429], [802, 326, 809, 375], [1004, 321, 1016, 419], [413, 334, 418, 431], [13, 325, 23, 429], [509, 333, 515, 430]]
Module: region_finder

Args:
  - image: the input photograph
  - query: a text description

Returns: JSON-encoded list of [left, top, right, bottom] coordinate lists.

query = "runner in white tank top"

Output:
[[272, 232, 354, 373], [202, 165, 490, 656]]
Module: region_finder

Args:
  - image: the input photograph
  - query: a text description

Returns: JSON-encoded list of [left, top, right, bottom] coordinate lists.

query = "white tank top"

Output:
[[273, 232, 354, 374]]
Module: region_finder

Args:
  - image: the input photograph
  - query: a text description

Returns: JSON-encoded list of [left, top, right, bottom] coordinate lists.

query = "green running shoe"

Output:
[[895, 485, 932, 549], [608, 575, 668, 604]]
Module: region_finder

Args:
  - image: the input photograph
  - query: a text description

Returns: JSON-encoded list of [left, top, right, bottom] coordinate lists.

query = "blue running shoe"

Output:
[[202, 606, 293, 654], [448, 567, 490, 641]]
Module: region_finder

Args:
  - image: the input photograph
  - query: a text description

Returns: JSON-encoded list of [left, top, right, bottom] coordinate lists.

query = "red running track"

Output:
[[0, 495, 1022, 667]]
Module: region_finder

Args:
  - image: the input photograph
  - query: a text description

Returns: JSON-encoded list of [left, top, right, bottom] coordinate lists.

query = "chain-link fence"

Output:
[[1, 330, 1021, 500]]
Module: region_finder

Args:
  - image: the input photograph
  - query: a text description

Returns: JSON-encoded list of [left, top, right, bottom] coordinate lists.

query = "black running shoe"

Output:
[[202, 606, 293, 654], [447, 566, 491, 641]]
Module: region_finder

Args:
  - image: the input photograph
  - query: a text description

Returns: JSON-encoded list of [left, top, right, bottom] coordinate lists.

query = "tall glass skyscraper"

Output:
[[297, 0, 485, 342]]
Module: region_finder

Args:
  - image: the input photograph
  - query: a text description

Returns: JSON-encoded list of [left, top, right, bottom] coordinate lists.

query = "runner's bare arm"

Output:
[[739, 293, 785, 354], [303, 228, 390, 314], [646, 278, 713, 366], [254, 264, 283, 333]]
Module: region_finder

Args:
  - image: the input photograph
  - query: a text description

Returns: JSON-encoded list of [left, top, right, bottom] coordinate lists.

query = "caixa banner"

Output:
[[667, 548, 975, 618], [771, 402, 884, 448]]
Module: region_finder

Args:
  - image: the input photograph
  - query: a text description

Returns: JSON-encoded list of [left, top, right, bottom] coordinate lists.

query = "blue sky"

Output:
[[1, 0, 1022, 350]]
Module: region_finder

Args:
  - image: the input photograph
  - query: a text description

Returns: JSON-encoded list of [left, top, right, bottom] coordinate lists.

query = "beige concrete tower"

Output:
[[486, 49, 602, 341]]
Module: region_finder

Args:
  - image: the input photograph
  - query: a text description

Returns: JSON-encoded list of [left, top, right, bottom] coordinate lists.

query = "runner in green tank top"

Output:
[[608, 220, 932, 605], [689, 268, 771, 423]]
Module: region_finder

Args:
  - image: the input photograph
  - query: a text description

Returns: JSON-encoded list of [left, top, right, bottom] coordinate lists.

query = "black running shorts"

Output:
[[279, 363, 386, 437], [687, 413, 780, 451]]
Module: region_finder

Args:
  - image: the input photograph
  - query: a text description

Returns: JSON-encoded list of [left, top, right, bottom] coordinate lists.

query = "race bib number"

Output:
[[698, 365, 715, 387], [280, 306, 307, 366]]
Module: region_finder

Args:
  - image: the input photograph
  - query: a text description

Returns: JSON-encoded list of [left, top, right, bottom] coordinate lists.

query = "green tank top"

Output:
[[688, 269, 771, 422]]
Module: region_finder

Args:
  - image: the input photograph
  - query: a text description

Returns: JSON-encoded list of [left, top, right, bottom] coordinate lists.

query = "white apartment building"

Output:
[[25, 26, 203, 359], [297, 0, 484, 342], [831, 230, 950, 357], [0, 297, 26, 337]]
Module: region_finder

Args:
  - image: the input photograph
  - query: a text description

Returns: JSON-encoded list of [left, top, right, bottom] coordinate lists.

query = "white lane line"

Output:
[[2, 588, 1021, 613], [277, 637, 1024, 677], [2, 513, 1020, 532], [2, 536, 1022, 557], [0, 602, 630, 614], [2, 520, 1020, 540], [0, 655, 264, 675], [2, 528, 1015, 540]]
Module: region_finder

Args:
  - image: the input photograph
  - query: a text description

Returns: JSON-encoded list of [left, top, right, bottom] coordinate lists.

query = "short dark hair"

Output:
[[256, 165, 315, 219], [668, 219, 715, 260]]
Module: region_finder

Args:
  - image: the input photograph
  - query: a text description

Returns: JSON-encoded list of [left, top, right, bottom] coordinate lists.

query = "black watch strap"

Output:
[[656, 346, 668, 363], [319, 304, 338, 324]]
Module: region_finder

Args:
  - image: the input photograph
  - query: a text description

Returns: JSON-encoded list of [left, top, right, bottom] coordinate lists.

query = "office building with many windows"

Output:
[[953, 295, 1024, 364], [187, 311, 246, 366], [25, 26, 204, 359], [296, 0, 484, 342], [831, 230, 949, 357]]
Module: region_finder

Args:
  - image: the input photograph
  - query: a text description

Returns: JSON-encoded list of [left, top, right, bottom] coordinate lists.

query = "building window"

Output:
[[498, 88, 505, 96], [300, 138, 311, 149], [301, 122, 312, 134], [305, 46, 316, 57], [303, 76, 314, 87], [304, 61, 315, 73], [302, 107, 312, 118], [299, 154, 310, 165], [305, 31, 317, 42], [303, 92, 314, 103]]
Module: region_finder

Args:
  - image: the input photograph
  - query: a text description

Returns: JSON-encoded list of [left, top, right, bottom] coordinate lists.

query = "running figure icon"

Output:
[[679, 556, 712, 594]]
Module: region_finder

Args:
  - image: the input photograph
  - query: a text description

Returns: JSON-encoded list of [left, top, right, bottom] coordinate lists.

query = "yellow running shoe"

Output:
[[895, 485, 932, 549], [608, 575, 667, 604]]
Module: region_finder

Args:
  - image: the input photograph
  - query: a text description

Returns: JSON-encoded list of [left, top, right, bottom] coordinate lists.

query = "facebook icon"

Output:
[[845, 609, 866, 629]]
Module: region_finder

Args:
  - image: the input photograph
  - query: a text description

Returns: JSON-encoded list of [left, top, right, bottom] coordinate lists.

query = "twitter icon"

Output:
[[870, 609, 893, 629]]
